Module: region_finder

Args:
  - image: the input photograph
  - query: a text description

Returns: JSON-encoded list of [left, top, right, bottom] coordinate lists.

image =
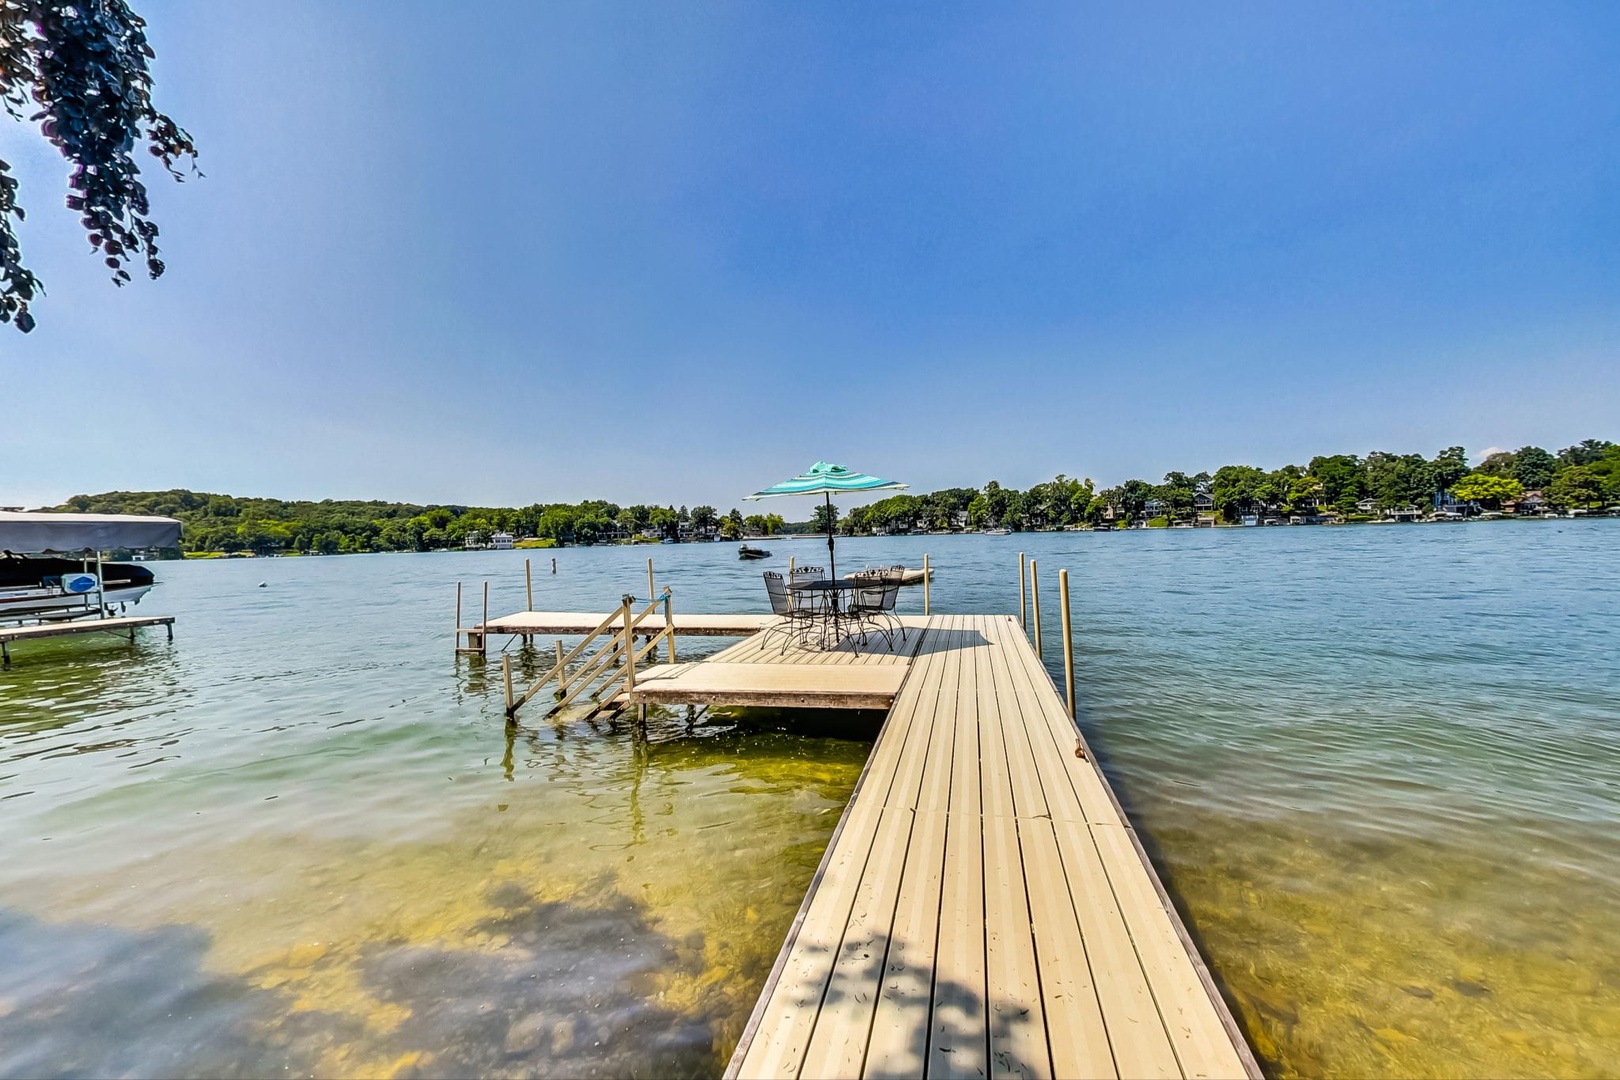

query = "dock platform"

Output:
[[630, 616, 929, 710], [0, 614, 175, 664], [722, 613, 1257, 1079]]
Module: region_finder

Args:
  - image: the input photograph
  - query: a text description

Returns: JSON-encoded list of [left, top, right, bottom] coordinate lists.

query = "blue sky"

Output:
[[4, 1, 1617, 511]]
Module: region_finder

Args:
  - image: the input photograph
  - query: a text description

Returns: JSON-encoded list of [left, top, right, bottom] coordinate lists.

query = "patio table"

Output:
[[786, 578, 870, 650]]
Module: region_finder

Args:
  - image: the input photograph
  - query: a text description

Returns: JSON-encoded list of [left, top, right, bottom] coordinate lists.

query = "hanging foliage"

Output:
[[1, 0, 197, 333]]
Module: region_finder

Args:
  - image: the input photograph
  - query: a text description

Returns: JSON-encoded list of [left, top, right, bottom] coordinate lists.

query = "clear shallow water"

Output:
[[1, 523, 1617, 1078]]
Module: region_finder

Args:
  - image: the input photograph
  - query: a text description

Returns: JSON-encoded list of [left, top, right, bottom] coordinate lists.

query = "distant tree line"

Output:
[[44, 492, 762, 555], [843, 439, 1618, 532], [43, 439, 1616, 555]]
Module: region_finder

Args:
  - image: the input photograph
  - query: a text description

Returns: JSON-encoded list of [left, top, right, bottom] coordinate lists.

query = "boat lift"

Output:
[[0, 510, 181, 664]]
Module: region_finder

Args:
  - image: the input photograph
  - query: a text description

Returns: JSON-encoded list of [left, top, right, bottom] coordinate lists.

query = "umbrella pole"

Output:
[[825, 492, 835, 579]]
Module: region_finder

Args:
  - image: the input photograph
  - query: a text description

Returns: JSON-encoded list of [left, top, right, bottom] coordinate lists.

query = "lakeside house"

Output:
[[463, 531, 518, 550], [1512, 490, 1546, 515]]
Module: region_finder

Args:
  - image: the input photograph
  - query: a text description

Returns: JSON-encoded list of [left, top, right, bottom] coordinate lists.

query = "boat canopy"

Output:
[[0, 511, 182, 554]]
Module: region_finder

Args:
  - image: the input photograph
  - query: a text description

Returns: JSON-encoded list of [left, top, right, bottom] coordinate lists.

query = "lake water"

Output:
[[2, 523, 1617, 1078]]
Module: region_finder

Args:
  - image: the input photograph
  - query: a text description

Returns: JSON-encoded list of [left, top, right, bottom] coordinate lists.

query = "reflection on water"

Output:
[[2, 525, 1619, 1077]]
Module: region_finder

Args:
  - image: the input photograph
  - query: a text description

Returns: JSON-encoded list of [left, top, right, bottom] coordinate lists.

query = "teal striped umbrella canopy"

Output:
[[744, 462, 906, 579], [743, 461, 908, 500]]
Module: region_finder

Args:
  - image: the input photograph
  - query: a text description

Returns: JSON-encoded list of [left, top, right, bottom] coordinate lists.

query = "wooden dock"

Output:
[[470, 549, 1257, 1074], [479, 596, 1258, 1075], [720, 614, 1259, 1079], [0, 614, 175, 664]]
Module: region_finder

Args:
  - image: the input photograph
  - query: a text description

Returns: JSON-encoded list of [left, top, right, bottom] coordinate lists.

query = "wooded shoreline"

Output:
[[41, 439, 1619, 557]]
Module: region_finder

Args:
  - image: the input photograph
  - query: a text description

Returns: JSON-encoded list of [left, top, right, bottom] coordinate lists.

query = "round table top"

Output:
[[786, 578, 865, 591]]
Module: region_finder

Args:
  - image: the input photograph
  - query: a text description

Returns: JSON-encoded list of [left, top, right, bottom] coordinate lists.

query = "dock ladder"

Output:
[[501, 590, 676, 722]]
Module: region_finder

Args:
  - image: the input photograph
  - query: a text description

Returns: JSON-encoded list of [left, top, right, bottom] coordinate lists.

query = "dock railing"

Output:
[[502, 589, 675, 721]]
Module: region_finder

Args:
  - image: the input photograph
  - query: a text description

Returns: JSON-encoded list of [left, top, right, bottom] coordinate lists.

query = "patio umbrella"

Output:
[[744, 461, 908, 578]]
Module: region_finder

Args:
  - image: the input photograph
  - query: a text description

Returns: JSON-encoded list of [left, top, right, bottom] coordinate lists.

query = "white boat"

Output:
[[0, 555, 157, 622], [0, 511, 179, 624], [979, 527, 1012, 536]]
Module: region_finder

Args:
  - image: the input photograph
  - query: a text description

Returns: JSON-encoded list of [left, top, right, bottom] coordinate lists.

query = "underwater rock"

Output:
[[504, 1012, 548, 1056]]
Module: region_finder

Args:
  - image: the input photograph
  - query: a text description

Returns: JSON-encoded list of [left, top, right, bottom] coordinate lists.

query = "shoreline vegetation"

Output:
[[41, 439, 1619, 559]]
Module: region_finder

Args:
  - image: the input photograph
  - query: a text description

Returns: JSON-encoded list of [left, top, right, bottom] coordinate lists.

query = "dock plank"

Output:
[[1020, 816, 1118, 1078], [864, 808, 949, 1079], [983, 808, 1049, 1079], [1090, 824, 1252, 1080], [928, 617, 988, 1080], [1050, 814, 1181, 1078]]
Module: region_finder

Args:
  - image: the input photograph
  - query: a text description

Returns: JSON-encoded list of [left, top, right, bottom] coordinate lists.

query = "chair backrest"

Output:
[[762, 571, 793, 616], [850, 569, 884, 610], [790, 565, 826, 586], [878, 568, 905, 612]]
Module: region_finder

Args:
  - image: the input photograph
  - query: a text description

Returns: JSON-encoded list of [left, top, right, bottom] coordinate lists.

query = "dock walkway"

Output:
[[0, 614, 174, 664], [727, 614, 1257, 1079]]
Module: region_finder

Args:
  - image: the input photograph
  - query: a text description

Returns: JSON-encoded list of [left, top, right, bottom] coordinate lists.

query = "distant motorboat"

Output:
[[738, 544, 771, 560], [979, 527, 1011, 536]]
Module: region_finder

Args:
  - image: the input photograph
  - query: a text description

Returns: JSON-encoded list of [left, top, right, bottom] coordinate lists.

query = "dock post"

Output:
[[923, 553, 930, 615], [1031, 560, 1042, 659], [663, 588, 676, 663], [622, 597, 637, 695], [525, 559, 533, 611], [478, 580, 489, 654], [502, 653, 514, 716], [647, 558, 655, 605], [1019, 552, 1027, 630], [787, 556, 796, 611], [1059, 568, 1075, 719], [455, 582, 463, 653], [555, 639, 568, 696], [551, 557, 557, 575]]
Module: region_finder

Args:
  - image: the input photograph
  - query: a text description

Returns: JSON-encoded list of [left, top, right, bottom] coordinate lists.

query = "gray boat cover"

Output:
[[0, 512, 183, 553]]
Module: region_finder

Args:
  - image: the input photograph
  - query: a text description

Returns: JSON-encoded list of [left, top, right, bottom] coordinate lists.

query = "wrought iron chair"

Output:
[[762, 571, 818, 652], [789, 565, 830, 617], [848, 568, 905, 649]]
